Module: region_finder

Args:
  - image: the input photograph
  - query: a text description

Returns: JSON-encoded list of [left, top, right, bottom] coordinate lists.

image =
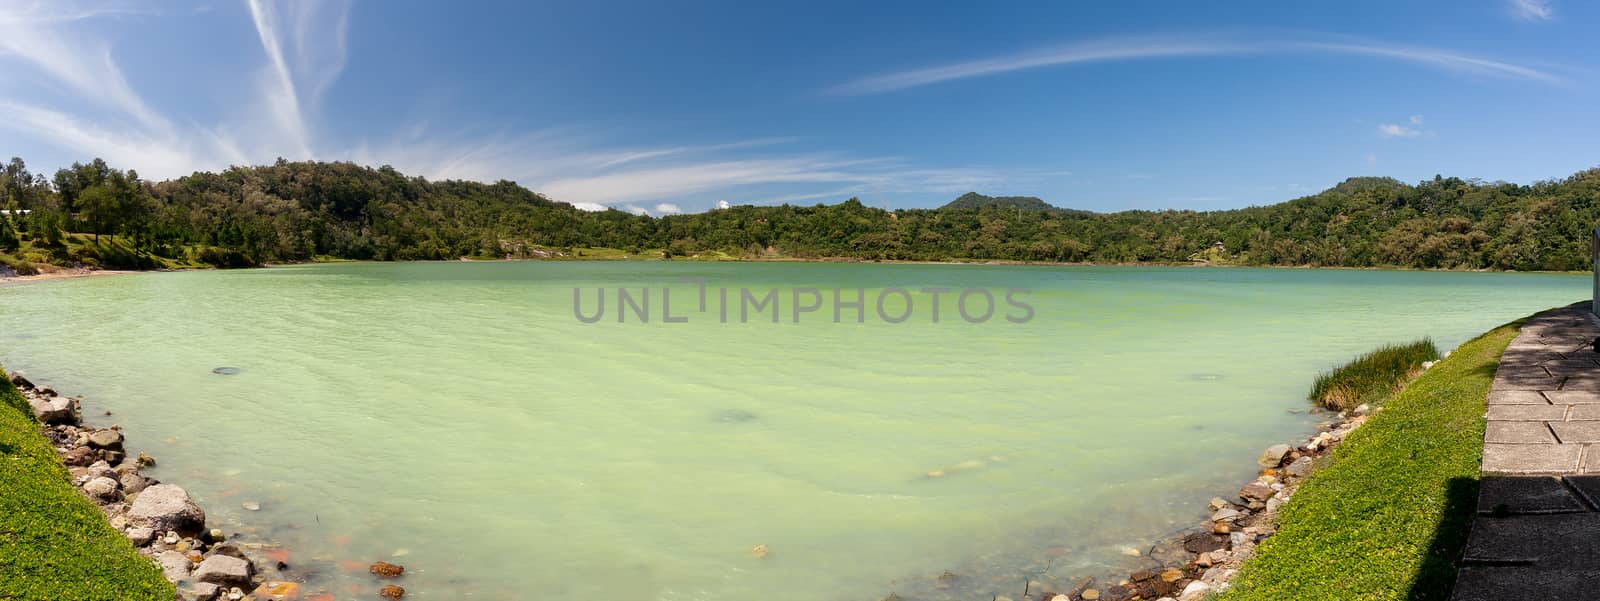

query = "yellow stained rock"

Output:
[[252, 581, 303, 601], [751, 544, 769, 558]]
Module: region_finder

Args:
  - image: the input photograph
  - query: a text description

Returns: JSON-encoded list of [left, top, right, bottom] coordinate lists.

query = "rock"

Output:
[[1211, 521, 1230, 534], [1210, 507, 1244, 522], [29, 396, 76, 425], [1080, 589, 1100, 600], [1050, 596, 1070, 601], [194, 554, 253, 588], [1258, 443, 1291, 468], [1207, 497, 1230, 511], [1179, 580, 1211, 601], [208, 543, 249, 559], [1266, 497, 1284, 514], [188, 582, 222, 601], [62, 446, 96, 467], [135, 451, 157, 467], [120, 472, 147, 494], [1230, 531, 1248, 548], [241, 502, 261, 512], [379, 585, 405, 599], [226, 588, 245, 601], [1182, 532, 1224, 554], [83, 476, 120, 500], [127, 484, 206, 536], [9, 372, 33, 389], [156, 550, 192, 583], [1160, 568, 1184, 583], [1130, 569, 1155, 582], [1239, 481, 1274, 503], [1284, 456, 1313, 479], [87, 429, 124, 450], [1353, 403, 1372, 416], [126, 526, 155, 546], [163, 531, 181, 545], [370, 561, 405, 577], [1119, 546, 1142, 556], [251, 581, 302, 601]]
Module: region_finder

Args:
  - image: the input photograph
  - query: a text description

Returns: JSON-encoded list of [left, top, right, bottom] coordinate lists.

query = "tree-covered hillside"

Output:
[[2, 156, 1597, 274], [940, 192, 1058, 212]]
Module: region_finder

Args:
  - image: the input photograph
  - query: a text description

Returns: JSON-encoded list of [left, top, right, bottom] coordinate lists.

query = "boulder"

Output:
[[156, 550, 192, 583], [62, 447, 97, 467], [188, 582, 222, 601], [1210, 507, 1244, 522], [194, 554, 253, 588], [120, 472, 147, 494], [127, 484, 206, 535], [1257, 444, 1291, 468], [28, 396, 76, 425], [1239, 481, 1274, 503], [126, 526, 156, 546], [1181, 532, 1224, 554], [8, 372, 33, 389], [87, 429, 124, 450], [1179, 580, 1211, 601], [83, 476, 120, 500], [1284, 456, 1313, 479]]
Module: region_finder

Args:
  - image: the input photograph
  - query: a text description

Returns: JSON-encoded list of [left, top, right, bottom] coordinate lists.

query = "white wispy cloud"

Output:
[[245, 0, 352, 159], [1510, 0, 1554, 21], [829, 33, 1562, 95], [1377, 115, 1424, 138], [653, 203, 682, 215]]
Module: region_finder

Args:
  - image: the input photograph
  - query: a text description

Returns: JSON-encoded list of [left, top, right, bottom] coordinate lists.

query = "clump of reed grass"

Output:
[[1309, 339, 1440, 411]]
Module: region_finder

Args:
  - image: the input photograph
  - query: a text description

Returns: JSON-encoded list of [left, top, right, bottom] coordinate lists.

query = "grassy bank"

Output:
[[1308, 339, 1440, 411], [1219, 320, 1520, 600], [0, 366, 172, 600]]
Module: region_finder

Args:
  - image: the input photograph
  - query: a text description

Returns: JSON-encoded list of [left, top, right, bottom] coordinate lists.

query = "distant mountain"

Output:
[[940, 192, 1057, 212]]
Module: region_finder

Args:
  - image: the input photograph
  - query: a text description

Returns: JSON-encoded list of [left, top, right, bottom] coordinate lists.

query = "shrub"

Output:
[[1309, 339, 1440, 411]]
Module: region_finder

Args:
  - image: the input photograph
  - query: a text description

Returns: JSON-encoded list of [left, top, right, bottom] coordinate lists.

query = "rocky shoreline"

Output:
[[8, 371, 411, 601], [896, 366, 1422, 601]]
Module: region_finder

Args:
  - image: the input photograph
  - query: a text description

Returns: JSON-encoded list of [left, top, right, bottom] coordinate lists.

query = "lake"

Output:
[[0, 263, 1585, 600]]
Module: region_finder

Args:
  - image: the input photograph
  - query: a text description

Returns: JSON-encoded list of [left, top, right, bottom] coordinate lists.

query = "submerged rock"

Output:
[[128, 484, 206, 535], [211, 367, 241, 376], [370, 561, 405, 578], [379, 585, 406, 599], [714, 409, 758, 423]]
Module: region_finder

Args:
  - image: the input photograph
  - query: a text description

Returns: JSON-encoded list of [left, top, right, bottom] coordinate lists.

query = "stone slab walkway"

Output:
[[1482, 305, 1600, 474], [1451, 304, 1600, 601]]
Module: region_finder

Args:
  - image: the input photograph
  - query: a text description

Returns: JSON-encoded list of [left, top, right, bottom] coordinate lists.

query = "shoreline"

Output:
[[1, 258, 1583, 287], [6, 370, 412, 600]]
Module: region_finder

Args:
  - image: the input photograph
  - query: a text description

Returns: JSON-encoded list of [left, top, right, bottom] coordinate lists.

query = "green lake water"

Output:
[[0, 263, 1586, 600]]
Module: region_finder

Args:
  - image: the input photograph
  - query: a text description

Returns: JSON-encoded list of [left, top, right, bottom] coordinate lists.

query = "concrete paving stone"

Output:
[[1566, 405, 1600, 420], [1545, 390, 1600, 404], [1486, 404, 1568, 421], [1487, 390, 1550, 405], [1493, 377, 1564, 391], [1461, 512, 1600, 567], [1476, 477, 1585, 515], [1486, 421, 1558, 444], [1580, 452, 1600, 476], [1558, 376, 1600, 391], [1494, 367, 1552, 380], [1483, 443, 1582, 474], [1540, 359, 1600, 377], [1550, 422, 1600, 443], [1451, 567, 1600, 601], [1562, 475, 1600, 506]]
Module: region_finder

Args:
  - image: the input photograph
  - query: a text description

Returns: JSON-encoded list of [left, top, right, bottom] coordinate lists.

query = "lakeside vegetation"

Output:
[[1220, 320, 1517, 600], [2, 156, 1599, 274], [0, 365, 173, 600], [1308, 339, 1440, 411]]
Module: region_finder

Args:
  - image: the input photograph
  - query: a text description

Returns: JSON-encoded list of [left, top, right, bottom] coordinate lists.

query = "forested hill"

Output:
[[1, 156, 1598, 273], [940, 192, 1057, 212]]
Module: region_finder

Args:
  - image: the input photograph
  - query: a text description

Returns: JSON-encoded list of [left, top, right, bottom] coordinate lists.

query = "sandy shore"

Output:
[[0, 268, 140, 286]]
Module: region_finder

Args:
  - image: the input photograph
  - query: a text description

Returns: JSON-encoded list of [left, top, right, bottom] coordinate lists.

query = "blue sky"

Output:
[[0, 1, 1596, 215]]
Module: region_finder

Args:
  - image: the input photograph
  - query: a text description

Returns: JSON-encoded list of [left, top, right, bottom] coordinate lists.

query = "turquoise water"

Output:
[[0, 263, 1585, 600]]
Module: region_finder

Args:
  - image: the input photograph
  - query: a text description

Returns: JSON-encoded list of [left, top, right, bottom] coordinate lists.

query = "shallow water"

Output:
[[0, 263, 1584, 600]]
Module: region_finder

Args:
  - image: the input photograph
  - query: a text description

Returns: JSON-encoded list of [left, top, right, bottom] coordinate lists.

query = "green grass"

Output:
[[1309, 339, 1441, 411], [1219, 320, 1522, 601], [0, 364, 173, 601]]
